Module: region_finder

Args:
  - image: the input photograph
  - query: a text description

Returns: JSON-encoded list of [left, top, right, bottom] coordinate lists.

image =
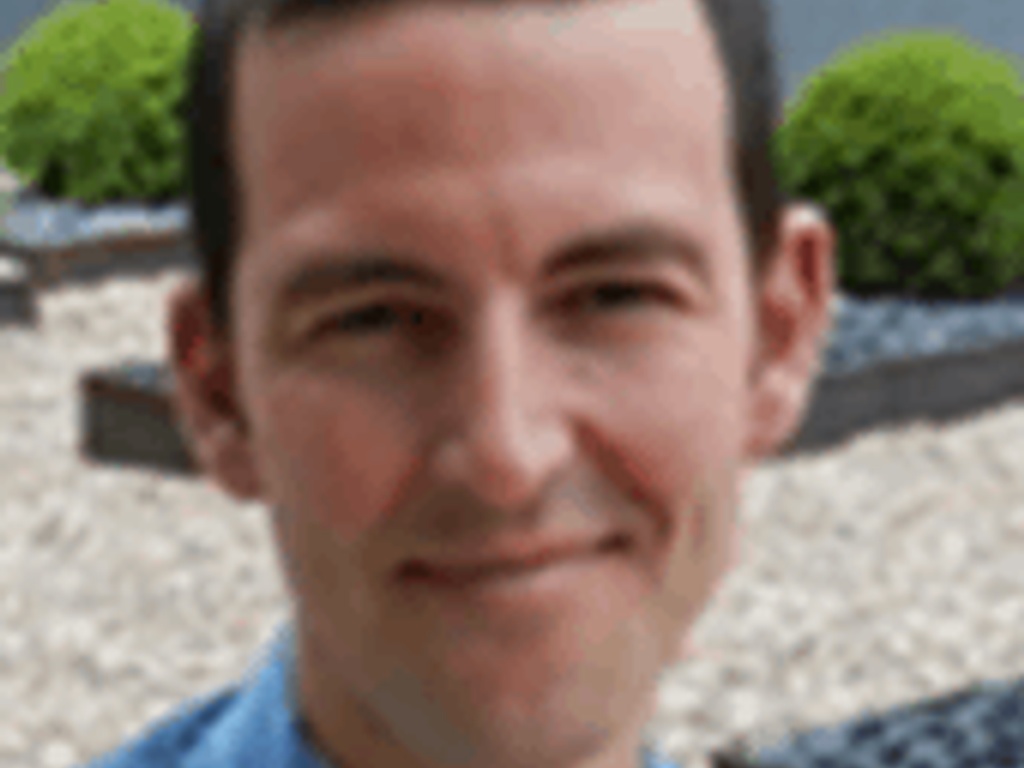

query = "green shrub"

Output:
[[0, 0, 196, 205], [774, 32, 1024, 299]]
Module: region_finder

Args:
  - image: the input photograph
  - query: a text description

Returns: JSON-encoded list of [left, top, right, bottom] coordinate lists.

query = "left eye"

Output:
[[565, 282, 674, 312]]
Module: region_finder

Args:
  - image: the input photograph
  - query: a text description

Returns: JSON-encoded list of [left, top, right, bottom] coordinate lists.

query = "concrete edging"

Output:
[[0, 254, 38, 326], [0, 230, 197, 290], [79, 362, 196, 475], [780, 334, 1024, 459]]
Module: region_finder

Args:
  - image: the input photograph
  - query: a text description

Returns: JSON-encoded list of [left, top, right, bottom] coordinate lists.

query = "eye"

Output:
[[563, 282, 676, 313], [312, 303, 431, 338]]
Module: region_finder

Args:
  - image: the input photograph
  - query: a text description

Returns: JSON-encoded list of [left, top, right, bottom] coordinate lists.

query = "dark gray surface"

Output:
[[783, 334, 1024, 459], [80, 362, 195, 474], [0, 264, 36, 325], [748, 675, 1024, 768]]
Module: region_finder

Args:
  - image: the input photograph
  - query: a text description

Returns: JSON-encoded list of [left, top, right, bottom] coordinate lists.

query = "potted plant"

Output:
[[0, 0, 196, 288]]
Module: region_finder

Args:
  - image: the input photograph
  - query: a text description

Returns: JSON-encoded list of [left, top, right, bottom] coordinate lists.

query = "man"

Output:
[[83, 0, 836, 765]]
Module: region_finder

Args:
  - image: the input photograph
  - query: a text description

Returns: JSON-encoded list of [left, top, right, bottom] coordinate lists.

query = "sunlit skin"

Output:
[[168, 1, 836, 768]]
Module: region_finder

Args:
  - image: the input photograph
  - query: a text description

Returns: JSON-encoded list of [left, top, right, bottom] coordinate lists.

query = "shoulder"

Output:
[[76, 687, 240, 768], [76, 623, 304, 768]]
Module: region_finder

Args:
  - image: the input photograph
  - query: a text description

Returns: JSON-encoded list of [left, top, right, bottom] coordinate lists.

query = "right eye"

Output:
[[563, 282, 674, 314], [313, 303, 429, 338]]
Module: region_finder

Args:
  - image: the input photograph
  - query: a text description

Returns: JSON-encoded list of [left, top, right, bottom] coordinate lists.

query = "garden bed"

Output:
[[777, 276, 1024, 458], [0, 191, 195, 288]]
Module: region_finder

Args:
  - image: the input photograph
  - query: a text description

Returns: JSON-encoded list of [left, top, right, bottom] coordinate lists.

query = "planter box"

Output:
[[713, 675, 1024, 768], [0, 194, 196, 289], [80, 330, 1024, 475], [1, 228, 197, 289], [779, 333, 1024, 459], [79, 361, 196, 475], [0, 253, 37, 326]]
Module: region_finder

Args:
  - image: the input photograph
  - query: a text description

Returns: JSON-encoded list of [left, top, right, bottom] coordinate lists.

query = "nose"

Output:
[[432, 299, 573, 512]]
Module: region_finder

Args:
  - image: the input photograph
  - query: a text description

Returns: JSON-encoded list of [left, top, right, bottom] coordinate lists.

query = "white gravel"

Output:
[[1, 269, 1023, 768]]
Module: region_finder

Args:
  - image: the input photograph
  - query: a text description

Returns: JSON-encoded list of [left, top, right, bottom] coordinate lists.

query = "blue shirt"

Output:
[[80, 621, 684, 768]]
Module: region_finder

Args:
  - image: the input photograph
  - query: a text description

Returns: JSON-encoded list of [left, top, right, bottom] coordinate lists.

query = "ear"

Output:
[[167, 277, 263, 502], [744, 203, 837, 462]]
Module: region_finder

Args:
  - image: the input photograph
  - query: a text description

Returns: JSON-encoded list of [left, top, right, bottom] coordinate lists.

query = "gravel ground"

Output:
[[1, 270, 1023, 768]]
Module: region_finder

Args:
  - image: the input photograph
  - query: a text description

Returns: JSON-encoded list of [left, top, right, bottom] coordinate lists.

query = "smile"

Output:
[[398, 533, 634, 591]]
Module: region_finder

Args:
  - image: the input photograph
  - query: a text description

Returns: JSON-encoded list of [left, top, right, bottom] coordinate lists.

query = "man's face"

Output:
[[171, 1, 833, 767]]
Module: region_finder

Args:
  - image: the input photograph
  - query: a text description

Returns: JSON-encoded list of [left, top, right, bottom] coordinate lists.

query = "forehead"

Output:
[[231, 0, 736, 276]]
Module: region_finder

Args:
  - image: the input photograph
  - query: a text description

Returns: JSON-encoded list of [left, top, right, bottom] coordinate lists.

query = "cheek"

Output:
[[584, 349, 745, 655], [597, 346, 748, 508], [587, 343, 747, 599], [252, 375, 420, 542]]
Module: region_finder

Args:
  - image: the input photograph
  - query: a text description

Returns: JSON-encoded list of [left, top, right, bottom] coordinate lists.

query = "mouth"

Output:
[[399, 532, 634, 587]]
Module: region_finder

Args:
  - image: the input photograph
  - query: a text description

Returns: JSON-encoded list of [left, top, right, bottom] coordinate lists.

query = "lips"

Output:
[[401, 532, 631, 584]]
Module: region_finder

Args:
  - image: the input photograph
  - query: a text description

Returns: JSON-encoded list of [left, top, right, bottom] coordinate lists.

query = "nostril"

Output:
[[401, 561, 431, 580], [598, 533, 631, 554]]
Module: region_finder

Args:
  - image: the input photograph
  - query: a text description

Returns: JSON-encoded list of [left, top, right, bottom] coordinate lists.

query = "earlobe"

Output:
[[743, 203, 836, 462], [744, 365, 807, 461], [200, 420, 264, 501], [167, 278, 263, 501]]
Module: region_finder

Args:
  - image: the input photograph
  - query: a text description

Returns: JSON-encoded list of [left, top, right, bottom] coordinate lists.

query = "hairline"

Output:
[[192, 0, 784, 341]]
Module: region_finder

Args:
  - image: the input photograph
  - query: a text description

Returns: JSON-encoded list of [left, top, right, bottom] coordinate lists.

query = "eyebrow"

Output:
[[272, 222, 710, 313]]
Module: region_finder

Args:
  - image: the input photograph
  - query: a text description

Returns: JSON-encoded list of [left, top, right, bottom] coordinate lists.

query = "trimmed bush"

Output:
[[774, 32, 1024, 300], [0, 0, 196, 205]]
